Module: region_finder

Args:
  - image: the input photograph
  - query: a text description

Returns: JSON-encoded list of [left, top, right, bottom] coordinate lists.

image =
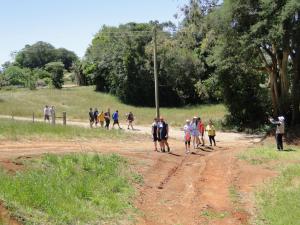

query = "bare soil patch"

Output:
[[0, 133, 275, 225]]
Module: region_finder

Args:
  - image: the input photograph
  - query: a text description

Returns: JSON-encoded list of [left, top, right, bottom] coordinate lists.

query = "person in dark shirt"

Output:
[[152, 118, 158, 151], [89, 108, 94, 128], [93, 108, 99, 127], [104, 109, 111, 130], [158, 117, 170, 152]]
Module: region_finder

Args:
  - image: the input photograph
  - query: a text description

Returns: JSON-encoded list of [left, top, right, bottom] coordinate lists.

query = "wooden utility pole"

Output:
[[153, 26, 160, 119]]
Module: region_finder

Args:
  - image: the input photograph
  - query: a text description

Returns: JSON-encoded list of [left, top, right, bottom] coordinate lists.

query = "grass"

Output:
[[0, 86, 226, 127], [238, 143, 300, 225], [0, 118, 131, 141], [200, 209, 230, 220], [256, 164, 300, 225], [0, 153, 139, 225], [238, 145, 300, 166]]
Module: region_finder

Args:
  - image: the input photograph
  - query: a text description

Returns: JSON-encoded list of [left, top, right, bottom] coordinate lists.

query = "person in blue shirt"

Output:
[[112, 110, 121, 129]]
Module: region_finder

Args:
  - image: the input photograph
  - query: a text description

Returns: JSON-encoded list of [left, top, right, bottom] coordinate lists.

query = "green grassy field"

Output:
[[0, 118, 131, 141], [0, 86, 226, 126], [238, 144, 300, 225], [0, 153, 139, 225]]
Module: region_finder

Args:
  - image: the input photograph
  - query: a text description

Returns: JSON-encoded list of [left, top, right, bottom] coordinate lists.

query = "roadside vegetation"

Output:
[[238, 143, 300, 225], [0, 118, 130, 141], [0, 86, 226, 127], [0, 153, 139, 225]]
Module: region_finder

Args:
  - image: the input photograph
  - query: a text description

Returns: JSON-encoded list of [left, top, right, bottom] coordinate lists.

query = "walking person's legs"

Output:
[[276, 134, 283, 150], [209, 136, 213, 146], [212, 136, 216, 146]]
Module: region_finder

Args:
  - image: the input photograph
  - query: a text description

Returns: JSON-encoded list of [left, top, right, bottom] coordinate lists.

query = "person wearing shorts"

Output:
[[152, 118, 158, 151], [184, 119, 192, 154], [190, 117, 200, 149], [158, 117, 170, 152], [112, 110, 121, 129]]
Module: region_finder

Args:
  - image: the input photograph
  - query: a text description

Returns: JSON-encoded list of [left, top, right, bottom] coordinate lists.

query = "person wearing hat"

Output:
[[269, 116, 285, 150], [190, 116, 200, 149], [183, 119, 192, 154], [158, 117, 170, 152]]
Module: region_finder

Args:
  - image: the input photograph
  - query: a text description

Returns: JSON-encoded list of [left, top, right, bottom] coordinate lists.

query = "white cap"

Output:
[[278, 116, 285, 121]]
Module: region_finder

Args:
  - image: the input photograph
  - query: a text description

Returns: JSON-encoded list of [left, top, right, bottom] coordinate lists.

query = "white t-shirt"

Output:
[[44, 107, 51, 116]]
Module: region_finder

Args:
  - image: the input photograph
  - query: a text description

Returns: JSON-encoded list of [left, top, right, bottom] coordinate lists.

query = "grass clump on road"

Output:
[[256, 164, 300, 225], [0, 86, 226, 126], [0, 118, 130, 141], [0, 153, 138, 225]]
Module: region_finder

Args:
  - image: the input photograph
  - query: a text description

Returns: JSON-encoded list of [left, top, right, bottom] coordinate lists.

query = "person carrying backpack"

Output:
[[158, 117, 170, 152], [93, 108, 99, 127], [127, 112, 134, 130], [112, 110, 121, 129]]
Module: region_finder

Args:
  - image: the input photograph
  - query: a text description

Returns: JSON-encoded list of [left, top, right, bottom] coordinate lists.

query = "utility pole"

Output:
[[153, 26, 160, 119]]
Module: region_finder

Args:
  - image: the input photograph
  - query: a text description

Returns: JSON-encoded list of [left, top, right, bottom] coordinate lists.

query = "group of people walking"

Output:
[[151, 116, 216, 154], [89, 108, 134, 130], [183, 117, 216, 154]]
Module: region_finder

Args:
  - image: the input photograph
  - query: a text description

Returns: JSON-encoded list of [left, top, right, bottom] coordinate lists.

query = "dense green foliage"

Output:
[[84, 21, 218, 106], [0, 153, 137, 224], [0, 41, 78, 89]]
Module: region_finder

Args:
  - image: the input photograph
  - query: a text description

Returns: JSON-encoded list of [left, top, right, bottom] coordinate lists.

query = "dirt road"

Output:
[[0, 124, 276, 225]]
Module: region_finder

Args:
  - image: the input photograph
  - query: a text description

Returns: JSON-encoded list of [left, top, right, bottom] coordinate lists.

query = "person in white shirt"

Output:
[[269, 116, 285, 150], [183, 119, 192, 154], [43, 105, 51, 123]]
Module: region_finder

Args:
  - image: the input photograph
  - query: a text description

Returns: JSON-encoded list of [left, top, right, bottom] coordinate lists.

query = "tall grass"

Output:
[[0, 118, 130, 141], [0, 86, 226, 126], [256, 164, 300, 225], [0, 153, 138, 225]]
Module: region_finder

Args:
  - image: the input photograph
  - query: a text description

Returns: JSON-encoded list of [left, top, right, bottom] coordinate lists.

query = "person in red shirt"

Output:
[[197, 117, 205, 147]]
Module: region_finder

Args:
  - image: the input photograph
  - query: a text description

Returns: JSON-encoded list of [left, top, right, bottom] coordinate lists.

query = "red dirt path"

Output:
[[0, 136, 276, 225]]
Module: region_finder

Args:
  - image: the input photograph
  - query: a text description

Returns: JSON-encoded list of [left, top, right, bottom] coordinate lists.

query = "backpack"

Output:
[[112, 112, 117, 120]]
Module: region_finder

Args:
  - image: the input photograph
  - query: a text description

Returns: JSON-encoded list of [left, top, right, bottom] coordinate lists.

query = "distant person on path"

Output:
[[98, 111, 105, 128], [93, 108, 99, 127], [50, 106, 55, 123], [206, 120, 216, 146], [184, 119, 192, 154], [158, 117, 170, 152], [104, 109, 111, 130], [127, 112, 134, 130], [269, 116, 285, 150], [152, 118, 159, 152], [89, 108, 94, 128], [197, 117, 205, 147], [43, 105, 51, 123], [112, 110, 121, 129], [190, 117, 200, 148]]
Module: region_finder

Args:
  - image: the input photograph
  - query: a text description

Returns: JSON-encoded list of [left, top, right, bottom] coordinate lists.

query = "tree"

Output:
[[15, 42, 56, 69], [45, 62, 64, 89], [55, 48, 78, 71]]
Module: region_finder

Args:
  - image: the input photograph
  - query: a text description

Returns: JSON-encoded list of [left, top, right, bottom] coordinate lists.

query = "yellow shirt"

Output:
[[98, 113, 105, 122], [206, 124, 216, 136]]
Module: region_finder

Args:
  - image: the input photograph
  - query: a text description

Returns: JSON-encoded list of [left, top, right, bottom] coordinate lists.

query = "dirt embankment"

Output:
[[0, 132, 273, 225]]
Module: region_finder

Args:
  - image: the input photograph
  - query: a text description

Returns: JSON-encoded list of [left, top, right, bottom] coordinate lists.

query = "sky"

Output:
[[0, 0, 189, 65]]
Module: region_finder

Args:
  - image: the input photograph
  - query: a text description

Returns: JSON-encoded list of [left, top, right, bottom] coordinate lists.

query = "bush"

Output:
[[45, 62, 64, 89]]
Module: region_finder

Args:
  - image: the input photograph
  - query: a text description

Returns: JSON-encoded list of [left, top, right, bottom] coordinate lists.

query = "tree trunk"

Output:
[[291, 48, 300, 125]]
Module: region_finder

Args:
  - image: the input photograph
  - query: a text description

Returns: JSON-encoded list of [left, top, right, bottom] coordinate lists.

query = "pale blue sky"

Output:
[[0, 0, 188, 65]]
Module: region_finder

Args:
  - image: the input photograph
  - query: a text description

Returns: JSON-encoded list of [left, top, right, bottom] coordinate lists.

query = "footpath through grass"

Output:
[[0, 153, 139, 225], [239, 143, 300, 225], [0, 86, 226, 126], [0, 118, 130, 141]]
